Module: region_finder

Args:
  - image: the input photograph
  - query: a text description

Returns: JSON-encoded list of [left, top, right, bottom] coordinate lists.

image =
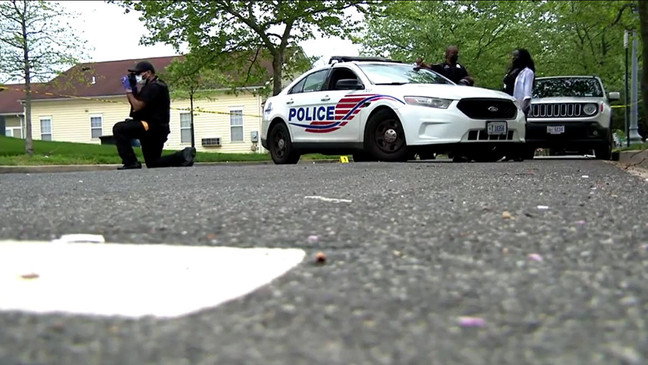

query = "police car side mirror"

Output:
[[608, 91, 620, 101], [335, 79, 364, 90]]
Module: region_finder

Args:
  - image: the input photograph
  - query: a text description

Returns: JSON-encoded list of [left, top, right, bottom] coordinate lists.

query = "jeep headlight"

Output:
[[583, 103, 598, 115], [404, 96, 452, 109]]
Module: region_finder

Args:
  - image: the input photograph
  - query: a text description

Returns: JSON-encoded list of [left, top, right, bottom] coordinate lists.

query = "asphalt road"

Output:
[[1, 158, 647, 365]]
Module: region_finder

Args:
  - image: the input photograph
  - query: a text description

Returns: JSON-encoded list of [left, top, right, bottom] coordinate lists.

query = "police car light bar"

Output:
[[328, 56, 403, 64]]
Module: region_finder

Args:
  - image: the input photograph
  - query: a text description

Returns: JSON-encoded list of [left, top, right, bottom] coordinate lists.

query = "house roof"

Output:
[[0, 84, 24, 114], [29, 56, 180, 101], [2, 50, 300, 109], [0, 83, 45, 115]]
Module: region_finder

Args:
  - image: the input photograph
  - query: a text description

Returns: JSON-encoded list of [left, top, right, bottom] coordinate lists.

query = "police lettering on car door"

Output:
[[288, 94, 403, 133]]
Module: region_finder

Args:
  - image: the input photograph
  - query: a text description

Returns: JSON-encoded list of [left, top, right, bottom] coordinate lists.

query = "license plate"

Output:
[[547, 125, 565, 134], [486, 121, 507, 135]]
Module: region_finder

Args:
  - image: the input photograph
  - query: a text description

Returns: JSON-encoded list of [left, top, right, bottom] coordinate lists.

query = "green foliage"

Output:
[[0, 0, 90, 155], [358, 0, 641, 133], [359, 1, 638, 89], [0, 0, 87, 83], [112, 0, 369, 95]]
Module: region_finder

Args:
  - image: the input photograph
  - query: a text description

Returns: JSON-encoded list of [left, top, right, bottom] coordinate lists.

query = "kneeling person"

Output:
[[113, 60, 195, 170]]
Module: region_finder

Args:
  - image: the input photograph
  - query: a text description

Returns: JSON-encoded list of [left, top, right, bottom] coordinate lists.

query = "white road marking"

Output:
[[304, 195, 352, 203], [0, 241, 305, 318]]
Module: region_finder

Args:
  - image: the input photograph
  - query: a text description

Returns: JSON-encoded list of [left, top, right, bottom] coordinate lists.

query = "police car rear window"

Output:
[[533, 78, 603, 98], [357, 63, 452, 85]]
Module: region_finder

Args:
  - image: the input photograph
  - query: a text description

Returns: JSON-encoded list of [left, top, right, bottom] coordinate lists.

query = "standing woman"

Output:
[[503, 48, 535, 116]]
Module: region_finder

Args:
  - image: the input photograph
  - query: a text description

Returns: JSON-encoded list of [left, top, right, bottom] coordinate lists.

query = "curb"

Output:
[[0, 153, 646, 174], [0, 159, 341, 174], [0, 164, 121, 174], [616, 150, 648, 170]]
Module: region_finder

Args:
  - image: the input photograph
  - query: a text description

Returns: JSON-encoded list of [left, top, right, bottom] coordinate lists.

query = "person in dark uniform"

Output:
[[416, 45, 474, 86], [113, 61, 195, 170]]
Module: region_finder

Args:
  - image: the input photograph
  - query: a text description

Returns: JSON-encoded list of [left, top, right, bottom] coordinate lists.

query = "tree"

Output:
[[160, 48, 311, 149], [160, 55, 230, 149], [114, 0, 372, 96], [0, 0, 86, 155], [358, 0, 639, 131], [638, 0, 648, 139]]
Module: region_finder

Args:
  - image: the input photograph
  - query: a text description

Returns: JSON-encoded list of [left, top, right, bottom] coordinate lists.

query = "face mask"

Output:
[[449, 55, 458, 64], [135, 75, 144, 83]]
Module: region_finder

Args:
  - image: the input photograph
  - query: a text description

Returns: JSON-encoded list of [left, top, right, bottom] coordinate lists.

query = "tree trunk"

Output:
[[639, 0, 648, 138], [22, 12, 33, 156], [24, 84, 32, 156], [272, 53, 284, 96]]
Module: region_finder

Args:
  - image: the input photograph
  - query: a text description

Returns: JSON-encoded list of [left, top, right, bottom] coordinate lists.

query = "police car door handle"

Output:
[[286, 99, 294, 105], [321, 96, 331, 101]]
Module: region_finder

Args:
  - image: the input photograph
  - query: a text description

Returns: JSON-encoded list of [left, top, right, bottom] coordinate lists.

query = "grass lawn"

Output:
[[0, 135, 336, 165]]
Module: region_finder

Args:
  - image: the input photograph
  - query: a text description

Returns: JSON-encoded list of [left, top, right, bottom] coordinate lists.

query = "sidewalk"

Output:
[[615, 149, 648, 170], [0, 151, 646, 174]]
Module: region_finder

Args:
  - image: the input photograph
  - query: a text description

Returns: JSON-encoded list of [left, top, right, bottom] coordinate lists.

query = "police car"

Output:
[[261, 56, 527, 163]]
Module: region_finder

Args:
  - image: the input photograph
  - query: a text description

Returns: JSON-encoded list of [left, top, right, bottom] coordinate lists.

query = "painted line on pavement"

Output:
[[0, 241, 305, 318]]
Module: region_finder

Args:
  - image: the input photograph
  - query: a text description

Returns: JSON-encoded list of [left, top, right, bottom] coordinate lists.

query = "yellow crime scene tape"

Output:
[[611, 102, 639, 109], [0, 85, 263, 118]]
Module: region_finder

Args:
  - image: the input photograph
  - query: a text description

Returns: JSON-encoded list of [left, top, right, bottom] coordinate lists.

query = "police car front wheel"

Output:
[[366, 109, 408, 162]]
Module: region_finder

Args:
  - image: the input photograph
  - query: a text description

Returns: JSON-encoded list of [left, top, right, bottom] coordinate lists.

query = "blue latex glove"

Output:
[[120, 76, 132, 93]]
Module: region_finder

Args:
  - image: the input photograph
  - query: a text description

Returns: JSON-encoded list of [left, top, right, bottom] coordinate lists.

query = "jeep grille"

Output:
[[456, 98, 518, 119], [530, 103, 596, 118]]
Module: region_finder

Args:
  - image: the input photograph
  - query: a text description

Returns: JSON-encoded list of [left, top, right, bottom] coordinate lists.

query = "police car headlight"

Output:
[[583, 103, 597, 115], [404, 96, 452, 109]]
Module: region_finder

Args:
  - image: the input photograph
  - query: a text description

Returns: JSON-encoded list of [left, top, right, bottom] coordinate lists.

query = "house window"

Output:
[[90, 114, 102, 139], [230, 109, 243, 142], [40, 117, 52, 141], [6, 127, 23, 138], [180, 112, 192, 143]]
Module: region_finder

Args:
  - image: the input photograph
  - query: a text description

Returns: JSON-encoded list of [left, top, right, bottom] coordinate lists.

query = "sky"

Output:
[[59, 1, 360, 67]]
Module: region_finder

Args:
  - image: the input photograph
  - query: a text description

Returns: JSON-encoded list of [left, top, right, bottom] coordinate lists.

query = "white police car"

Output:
[[261, 56, 526, 163]]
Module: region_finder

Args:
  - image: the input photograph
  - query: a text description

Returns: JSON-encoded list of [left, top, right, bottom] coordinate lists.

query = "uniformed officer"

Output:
[[417, 45, 474, 86], [113, 60, 195, 169]]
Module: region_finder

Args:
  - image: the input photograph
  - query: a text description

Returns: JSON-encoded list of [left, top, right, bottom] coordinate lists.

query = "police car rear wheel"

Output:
[[366, 109, 407, 162], [269, 123, 300, 164]]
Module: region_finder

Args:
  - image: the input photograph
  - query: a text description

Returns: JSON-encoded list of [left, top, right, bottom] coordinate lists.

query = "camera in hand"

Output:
[[128, 72, 138, 95]]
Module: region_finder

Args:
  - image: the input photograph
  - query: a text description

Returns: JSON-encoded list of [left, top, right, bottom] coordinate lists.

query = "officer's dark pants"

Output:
[[113, 119, 188, 168]]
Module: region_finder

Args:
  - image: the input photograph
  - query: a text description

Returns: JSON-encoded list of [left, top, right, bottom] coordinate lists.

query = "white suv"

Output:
[[261, 56, 526, 164], [527, 76, 620, 159]]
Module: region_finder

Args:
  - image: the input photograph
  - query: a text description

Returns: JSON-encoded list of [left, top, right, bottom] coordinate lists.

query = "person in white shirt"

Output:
[[502, 48, 535, 116]]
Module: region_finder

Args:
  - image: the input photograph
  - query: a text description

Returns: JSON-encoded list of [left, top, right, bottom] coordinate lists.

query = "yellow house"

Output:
[[11, 56, 271, 153]]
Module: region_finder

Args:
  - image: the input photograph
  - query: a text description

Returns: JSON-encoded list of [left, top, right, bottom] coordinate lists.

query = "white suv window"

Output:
[[533, 78, 603, 98]]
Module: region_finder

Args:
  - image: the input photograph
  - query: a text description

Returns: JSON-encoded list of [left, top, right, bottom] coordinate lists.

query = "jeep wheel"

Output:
[[594, 132, 612, 160], [365, 109, 408, 162], [594, 143, 612, 160], [418, 151, 437, 160], [268, 123, 300, 164]]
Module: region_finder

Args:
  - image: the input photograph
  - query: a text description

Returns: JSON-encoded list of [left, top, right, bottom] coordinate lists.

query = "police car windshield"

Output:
[[358, 63, 453, 85], [533, 78, 603, 98]]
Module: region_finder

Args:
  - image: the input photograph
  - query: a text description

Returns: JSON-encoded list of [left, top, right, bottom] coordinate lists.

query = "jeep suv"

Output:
[[527, 76, 620, 159]]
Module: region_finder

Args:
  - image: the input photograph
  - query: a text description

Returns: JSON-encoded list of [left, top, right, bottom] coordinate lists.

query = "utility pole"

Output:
[[629, 29, 643, 144], [624, 29, 630, 147]]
